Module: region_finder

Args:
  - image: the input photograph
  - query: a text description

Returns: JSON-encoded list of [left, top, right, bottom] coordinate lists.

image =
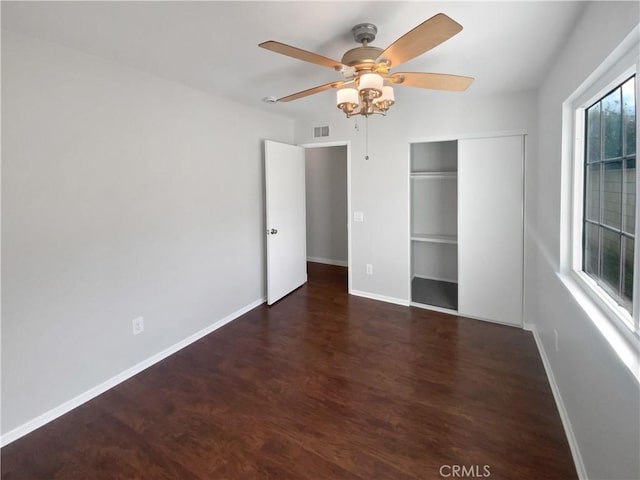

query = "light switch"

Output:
[[354, 211, 364, 223]]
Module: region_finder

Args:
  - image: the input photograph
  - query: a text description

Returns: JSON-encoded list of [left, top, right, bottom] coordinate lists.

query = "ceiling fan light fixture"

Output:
[[357, 73, 383, 95], [337, 75, 395, 118], [373, 85, 395, 112], [374, 85, 395, 103], [337, 88, 359, 116]]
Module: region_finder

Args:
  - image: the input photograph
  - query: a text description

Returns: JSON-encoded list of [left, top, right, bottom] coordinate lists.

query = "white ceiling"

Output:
[[2, 1, 586, 120]]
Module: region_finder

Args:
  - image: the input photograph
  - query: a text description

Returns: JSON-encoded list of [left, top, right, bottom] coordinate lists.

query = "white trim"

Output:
[[407, 142, 413, 313], [347, 142, 352, 293], [568, 64, 638, 285], [521, 135, 528, 328], [307, 256, 348, 267], [572, 270, 635, 336], [350, 289, 410, 307], [299, 141, 352, 294], [407, 130, 527, 145], [523, 322, 588, 480], [0, 297, 266, 447]]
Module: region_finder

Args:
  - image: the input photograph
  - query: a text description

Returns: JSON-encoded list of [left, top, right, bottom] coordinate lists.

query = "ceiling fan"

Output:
[[259, 13, 474, 117]]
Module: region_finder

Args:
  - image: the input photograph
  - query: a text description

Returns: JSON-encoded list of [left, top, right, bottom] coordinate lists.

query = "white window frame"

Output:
[[565, 38, 640, 350]]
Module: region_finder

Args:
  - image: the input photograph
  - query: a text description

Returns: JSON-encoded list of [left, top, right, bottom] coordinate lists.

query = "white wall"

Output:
[[529, 2, 640, 479], [1, 31, 293, 435], [295, 91, 536, 302], [305, 146, 348, 265]]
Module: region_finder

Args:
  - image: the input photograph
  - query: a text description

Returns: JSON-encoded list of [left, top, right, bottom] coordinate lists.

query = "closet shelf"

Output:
[[410, 171, 457, 179], [411, 234, 458, 244]]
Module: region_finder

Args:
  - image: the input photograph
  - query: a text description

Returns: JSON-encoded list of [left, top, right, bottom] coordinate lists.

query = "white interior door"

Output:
[[265, 140, 307, 305], [458, 135, 524, 326]]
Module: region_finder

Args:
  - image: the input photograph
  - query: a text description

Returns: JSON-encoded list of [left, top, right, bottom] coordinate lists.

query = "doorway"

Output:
[[302, 143, 351, 292]]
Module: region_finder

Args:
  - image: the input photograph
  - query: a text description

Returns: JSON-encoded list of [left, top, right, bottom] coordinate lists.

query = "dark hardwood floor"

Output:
[[1, 263, 576, 479]]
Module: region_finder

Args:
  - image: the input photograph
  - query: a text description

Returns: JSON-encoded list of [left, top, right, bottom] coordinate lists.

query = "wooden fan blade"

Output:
[[379, 14, 463, 68], [259, 41, 345, 70], [278, 81, 346, 102], [390, 72, 474, 91]]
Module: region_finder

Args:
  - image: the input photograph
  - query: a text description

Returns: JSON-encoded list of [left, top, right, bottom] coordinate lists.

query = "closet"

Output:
[[410, 141, 459, 310], [410, 135, 524, 326]]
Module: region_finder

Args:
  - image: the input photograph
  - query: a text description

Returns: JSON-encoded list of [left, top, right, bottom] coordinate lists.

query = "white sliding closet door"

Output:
[[458, 135, 524, 326]]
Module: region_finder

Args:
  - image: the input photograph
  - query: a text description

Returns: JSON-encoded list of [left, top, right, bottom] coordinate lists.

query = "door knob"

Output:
[[270, 228, 278, 235]]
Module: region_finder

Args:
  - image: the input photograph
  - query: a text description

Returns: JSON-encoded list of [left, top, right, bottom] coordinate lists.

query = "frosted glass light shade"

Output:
[[374, 86, 395, 104], [337, 88, 359, 106], [358, 73, 383, 92]]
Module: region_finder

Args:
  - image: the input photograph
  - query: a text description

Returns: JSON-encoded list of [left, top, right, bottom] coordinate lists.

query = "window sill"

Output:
[[557, 272, 640, 383]]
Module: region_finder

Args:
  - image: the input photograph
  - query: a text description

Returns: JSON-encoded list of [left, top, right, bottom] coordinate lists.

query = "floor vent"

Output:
[[314, 125, 330, 138]]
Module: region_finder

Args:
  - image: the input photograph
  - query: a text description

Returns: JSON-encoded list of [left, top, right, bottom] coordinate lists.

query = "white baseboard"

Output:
[[307, 256, 348, 267], [524, 322, 588, 480], [0, 296, 266, 447], [350, 289, 410, 307]]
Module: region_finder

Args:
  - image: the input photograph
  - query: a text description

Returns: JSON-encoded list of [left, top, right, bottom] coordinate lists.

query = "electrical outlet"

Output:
[[366, 264, 373, 275], [132, 317, 144, 336], [354, 211, 364, 223], [553, 329, 559, 352]]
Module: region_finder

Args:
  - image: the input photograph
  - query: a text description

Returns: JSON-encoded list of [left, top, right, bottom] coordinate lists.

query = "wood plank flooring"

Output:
[[1, 263, 577, 479]]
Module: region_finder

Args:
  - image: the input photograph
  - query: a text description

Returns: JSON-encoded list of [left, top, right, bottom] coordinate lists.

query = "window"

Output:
[[562, 35, 639, 377], [569, 62, 639, 340], [583, 76, 636, 314]]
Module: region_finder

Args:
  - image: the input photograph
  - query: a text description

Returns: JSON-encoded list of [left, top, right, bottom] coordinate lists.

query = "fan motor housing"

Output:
[[341, 46, 384, 68]]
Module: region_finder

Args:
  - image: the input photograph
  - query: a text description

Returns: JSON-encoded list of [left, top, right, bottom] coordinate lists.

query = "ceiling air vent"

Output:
[[314, 126, 330, 138]]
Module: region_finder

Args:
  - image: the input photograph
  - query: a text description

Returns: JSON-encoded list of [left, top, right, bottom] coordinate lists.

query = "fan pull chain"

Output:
[[365, 116, 370, 161]]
